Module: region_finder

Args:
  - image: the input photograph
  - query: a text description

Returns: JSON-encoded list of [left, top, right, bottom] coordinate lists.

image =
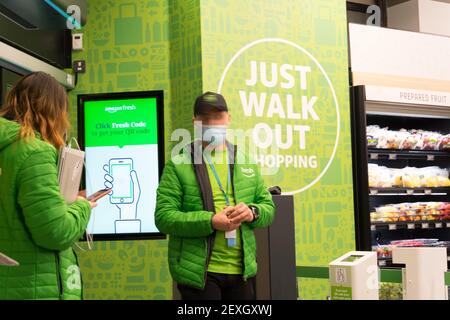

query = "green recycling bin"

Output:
[[115, 3, 143, 45]]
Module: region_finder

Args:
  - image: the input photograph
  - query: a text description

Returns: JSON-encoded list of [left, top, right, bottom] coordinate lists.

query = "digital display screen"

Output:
[[78, 91, 164, 240]]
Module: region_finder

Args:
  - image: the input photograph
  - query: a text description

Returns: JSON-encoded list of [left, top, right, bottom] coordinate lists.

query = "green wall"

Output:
[[69, 0, 173, 300], [168, 0, 203, 133], [69, 0, 354, 300], [197, 0, 355, 300]]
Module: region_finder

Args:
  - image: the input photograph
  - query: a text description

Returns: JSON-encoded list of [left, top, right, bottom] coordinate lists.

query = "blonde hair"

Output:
[[0, 72, 70, 149]]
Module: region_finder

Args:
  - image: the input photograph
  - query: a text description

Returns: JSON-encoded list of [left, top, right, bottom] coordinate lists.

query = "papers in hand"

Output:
[[0, 252, 19, 266], [57, 146, 85, 204]]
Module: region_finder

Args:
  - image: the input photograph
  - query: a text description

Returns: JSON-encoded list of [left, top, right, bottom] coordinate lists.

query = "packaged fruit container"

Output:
[[373, 245, 393, 258]]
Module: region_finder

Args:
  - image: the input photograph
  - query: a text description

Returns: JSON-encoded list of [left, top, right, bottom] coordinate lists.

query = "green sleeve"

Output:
[[17, 146, 91, 251], [248, 165, 275, 229], [155, 160, 214, 238]]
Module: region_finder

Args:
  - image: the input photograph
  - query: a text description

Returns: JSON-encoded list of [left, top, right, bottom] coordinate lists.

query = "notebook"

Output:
[[0, 252, 19, 266], [57, 146, 85, 204]]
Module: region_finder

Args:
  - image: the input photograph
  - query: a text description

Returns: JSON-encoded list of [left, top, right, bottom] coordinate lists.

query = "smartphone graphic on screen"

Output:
[[109, 158, 134, 204]]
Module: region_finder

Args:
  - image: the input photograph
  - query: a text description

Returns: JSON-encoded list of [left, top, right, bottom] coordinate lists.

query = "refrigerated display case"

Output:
[[350, 85, 450, 268]]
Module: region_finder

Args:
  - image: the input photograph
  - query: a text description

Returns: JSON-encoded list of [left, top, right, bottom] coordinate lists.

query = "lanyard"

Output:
[[203, 151, 236, 247], [204, 153, 231, 206]]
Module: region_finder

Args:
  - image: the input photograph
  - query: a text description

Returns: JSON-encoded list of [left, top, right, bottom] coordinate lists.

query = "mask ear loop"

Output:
[[70, 136, 95, 251]]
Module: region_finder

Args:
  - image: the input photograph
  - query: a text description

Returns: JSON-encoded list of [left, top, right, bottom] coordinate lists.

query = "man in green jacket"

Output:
[[155, 92, 275, 300]]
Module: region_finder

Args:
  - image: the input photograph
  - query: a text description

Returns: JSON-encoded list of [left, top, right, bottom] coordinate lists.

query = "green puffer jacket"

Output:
[[0, 117, 91, 300], [155, 141, 275, 289]]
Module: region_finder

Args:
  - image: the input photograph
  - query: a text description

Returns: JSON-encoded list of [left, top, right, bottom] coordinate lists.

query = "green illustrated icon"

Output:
[[115, 3, 143, 45]]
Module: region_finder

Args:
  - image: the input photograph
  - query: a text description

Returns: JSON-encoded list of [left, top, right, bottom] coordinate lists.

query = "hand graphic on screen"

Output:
[[103, 163, 142, 233]]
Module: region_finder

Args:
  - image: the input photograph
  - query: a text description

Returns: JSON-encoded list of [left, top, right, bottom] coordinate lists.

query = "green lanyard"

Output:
[[204, 151, 236, 247]]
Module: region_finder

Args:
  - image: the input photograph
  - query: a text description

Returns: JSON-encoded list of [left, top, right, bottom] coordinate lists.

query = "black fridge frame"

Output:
[[350, 85, 372, 251]]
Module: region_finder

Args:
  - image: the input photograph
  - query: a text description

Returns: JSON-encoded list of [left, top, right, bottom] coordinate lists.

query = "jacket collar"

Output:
[[189, 140, 237, 212]]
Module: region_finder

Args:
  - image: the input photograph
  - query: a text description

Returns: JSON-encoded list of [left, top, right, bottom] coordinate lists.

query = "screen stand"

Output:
[[115, 220, 141, 233]]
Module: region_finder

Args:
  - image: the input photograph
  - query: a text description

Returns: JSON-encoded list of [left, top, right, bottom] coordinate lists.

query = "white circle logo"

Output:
[[217, 38, 340, 195]]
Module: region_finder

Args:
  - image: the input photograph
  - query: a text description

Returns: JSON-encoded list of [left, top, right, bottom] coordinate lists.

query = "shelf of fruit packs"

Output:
[[369, 187, 450, 196], [368, 148, 450, 161], [371, 220, 450, 231]]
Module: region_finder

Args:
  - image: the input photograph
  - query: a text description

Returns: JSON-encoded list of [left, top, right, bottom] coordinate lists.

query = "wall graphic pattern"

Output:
[[198, 0, 355, 300], [67, 0, 354, 300], [69, 0, 174, 300]]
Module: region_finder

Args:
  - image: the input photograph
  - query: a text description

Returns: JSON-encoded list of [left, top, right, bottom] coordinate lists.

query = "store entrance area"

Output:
[[0, 0, 449, 305]]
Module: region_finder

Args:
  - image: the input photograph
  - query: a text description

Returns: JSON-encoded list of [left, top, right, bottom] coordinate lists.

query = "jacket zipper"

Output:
[[202, 233, 214, 288], [55, 253, 63, 298], [232, 161, 248, 282], [240, 226, 248, 282], [73, 249, 83, 299], [237, 193, 248, 282]]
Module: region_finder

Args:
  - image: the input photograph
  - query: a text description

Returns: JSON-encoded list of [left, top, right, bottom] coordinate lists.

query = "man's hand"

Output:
[[228, 202, 254, 224], [212, 206, 240, 231]]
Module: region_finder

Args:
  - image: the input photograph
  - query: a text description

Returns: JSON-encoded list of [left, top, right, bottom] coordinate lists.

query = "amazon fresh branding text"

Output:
[[104, 104, 137, 113]]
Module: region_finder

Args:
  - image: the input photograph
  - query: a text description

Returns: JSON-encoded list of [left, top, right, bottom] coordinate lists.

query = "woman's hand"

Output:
[[77, 191, 97, 209]]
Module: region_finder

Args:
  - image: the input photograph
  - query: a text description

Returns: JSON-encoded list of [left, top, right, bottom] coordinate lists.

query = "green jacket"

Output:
[[0, 117, 91, 300], [155, 141, 275, 289]]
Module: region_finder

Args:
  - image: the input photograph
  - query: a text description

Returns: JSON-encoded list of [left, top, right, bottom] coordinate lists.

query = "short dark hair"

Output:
[[193, 92, 228, 116]]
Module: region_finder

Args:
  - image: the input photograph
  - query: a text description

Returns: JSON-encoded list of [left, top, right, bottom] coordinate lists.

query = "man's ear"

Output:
[[228, 113, 231, 125]]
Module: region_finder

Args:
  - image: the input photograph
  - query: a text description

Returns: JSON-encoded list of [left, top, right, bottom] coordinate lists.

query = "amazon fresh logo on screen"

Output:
[[85, 97, 158, 149], [105, 105, 137, 114]]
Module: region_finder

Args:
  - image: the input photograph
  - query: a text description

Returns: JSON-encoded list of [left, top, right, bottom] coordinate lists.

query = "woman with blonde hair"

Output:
[[0, 72, 95, 300]]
